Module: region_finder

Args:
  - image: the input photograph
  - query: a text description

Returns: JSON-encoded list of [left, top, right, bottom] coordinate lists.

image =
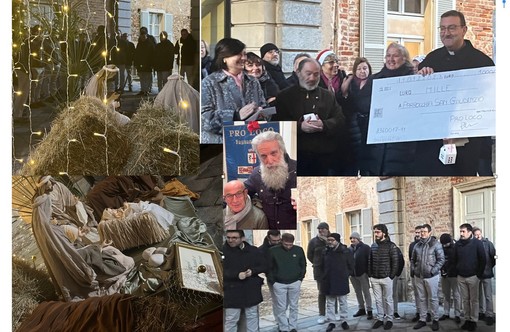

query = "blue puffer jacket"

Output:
[[411, 236, 445, 279]]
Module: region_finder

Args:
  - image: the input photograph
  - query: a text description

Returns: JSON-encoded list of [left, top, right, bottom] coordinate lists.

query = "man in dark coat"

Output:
[[223, 230, 266, 332], [153, 31, 175, 92], [416, 10, 495, 176], [307, 222, 331, 324], [285, 53, 311, 87], [368, 224, 399, 330], [274, 58, 345, 175], [175, 29, 198, 88], [111, 30, 130, 92], [438, 233, 461, 323], [260, 43, 290, 90], [134, 31, 155, 95], [258, 230, 281, 323], [452, 223, 487, 331], [349, 231, 373, 320], [473, 227, 496, 326], [121, 33, 135, 92], [244, 131, 297, 230], [321, 233, 353, 331]]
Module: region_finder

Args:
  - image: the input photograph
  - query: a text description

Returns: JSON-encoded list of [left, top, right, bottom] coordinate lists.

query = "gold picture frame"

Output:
[[175, 242, 223, 295]]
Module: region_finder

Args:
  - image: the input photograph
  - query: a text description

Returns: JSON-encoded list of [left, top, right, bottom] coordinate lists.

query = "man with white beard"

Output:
[[274, 58, 345, 175], [244, 131, 297, 229]]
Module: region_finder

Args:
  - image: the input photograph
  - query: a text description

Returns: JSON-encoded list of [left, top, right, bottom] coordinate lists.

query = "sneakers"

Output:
[[426, 313, 432, 322], [372, 320, 384, 329], [383, 321, 393, 330], [411, 313, 420, 322], [367, 311, 374, 320], [454, 316, 461, 324], [393, 313, 401, 320], [438, 314, 449, 321], [413, 321, 427, 330], [341, 321, 349, 330], [486, 316, 494, 326], [353, 309, 366, 317], [431, 320, 439, 331], [317, 316, 328, 324], [326, 323, 336, 332]]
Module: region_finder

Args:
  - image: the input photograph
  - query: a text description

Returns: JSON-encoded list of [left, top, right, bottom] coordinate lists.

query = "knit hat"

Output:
[[440, 233, 452, 245], [350, 232, 361, 241], [317, 222, 329, 230], [316, 49, 335, 65], [260, 43, 279, 58], [329, 233, 341, 243]]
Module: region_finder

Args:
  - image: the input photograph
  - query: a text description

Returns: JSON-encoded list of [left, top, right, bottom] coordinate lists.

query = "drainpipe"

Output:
[[333, 0, 339, 54]]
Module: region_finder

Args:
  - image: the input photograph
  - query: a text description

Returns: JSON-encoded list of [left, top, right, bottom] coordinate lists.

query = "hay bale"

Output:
[[123, 102, 199, 175], [12, 258, 58, 331], [20, 96, 131, 175]]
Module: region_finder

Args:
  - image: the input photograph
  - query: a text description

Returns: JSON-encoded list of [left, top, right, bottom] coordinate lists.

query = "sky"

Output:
[[1, 1, 509, 331]]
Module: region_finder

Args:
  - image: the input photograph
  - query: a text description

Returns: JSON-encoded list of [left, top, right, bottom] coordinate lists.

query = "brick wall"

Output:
[[337, 0, 360, 73], [457, 0, 495, 58]]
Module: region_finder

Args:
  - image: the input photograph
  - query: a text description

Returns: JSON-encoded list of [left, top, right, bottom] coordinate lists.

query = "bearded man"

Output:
[[274, 58, 345, 175], [244, 131, 297, 230], [223, 180, 268, 230]]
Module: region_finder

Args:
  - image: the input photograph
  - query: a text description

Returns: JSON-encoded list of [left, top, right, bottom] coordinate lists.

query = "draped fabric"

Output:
[[31, 194, 135, 301]]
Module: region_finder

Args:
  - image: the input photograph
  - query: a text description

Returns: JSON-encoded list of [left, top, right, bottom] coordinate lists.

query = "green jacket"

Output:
[[268, 244, 307, 284]]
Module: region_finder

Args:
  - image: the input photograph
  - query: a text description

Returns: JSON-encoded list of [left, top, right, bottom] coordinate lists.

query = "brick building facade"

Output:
[[293, 176, 496, 301]]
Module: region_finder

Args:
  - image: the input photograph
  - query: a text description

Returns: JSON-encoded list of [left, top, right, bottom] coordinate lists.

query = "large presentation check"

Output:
[[366, 66, 495, 144]]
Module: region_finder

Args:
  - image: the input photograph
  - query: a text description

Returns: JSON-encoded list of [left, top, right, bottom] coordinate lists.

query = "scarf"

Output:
[[320, 72, 341, 93], [223, 69, 244, 92], [224, 195, 253, 230]]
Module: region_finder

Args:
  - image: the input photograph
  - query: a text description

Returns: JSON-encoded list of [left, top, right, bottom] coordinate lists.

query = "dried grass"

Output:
[[122, 102, 199, 175], [12, 258, 58, 331], [20, 96, 131, 175]]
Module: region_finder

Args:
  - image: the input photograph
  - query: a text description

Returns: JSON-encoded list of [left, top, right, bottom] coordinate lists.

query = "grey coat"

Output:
[[201, 70, 266, 143], [411, 236, 445, 279]]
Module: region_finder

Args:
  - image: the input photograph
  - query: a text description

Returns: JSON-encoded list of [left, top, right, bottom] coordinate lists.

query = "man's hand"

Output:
[[301, 118, 324, 133], [417, 66, 434, 76]]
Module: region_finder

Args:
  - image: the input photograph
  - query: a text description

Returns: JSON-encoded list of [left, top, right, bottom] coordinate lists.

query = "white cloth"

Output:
[[154, 74, 199, 133]]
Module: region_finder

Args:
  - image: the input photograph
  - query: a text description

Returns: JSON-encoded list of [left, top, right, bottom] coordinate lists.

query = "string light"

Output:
[[163, 147, 182, 175]]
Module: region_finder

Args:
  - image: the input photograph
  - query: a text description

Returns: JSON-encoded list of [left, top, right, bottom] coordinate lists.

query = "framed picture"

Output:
[[175, 242, 223, 295]]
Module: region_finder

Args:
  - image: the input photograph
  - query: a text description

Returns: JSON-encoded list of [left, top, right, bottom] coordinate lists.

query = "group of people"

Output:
[[12, 24, 199, 120], [201, 10, 495, 177], [223, 221, 496, 332]]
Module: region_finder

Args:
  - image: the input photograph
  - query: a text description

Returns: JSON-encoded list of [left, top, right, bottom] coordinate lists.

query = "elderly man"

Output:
[[410, 224, 445, 331], [223, 230, 266, 332], [244, 131, 297, 230], [285, 52, 311, 87], [223, 179, 268, 230], [274, 58, 345, 175], [260, 42, 289, 90], [416, 10, 495, 176]]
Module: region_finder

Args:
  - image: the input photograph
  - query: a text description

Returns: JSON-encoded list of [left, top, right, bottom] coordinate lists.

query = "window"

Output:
[[346, 208, 373, 245], [387, 38, 424, 60], [148, 12, 162, 39], [388, 0, 423, 15]]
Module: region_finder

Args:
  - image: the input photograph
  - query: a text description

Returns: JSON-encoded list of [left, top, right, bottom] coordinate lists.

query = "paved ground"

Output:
[[258, 279, 497, 332]]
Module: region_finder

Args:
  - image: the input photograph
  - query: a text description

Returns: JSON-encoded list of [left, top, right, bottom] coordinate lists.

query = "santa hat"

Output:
[[316, 49, 335, 65]]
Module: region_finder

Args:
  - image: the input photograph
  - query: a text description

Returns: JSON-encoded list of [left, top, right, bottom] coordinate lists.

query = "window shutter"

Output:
[[335, 213, 344, 242], [435, 0, 455, 49], [311, 218, 319, 237], [164, 14, 174, 42], [140, 11, 149, 32], [361, 207, 373, 245], [361, 0, 386, 72]]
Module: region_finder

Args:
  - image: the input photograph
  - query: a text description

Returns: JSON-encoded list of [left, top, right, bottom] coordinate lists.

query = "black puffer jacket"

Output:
[[356, 64, 417, 176], [223, 241, 266, 308], [440, 241, 458, 277], [307, 235, 328, 280], [453, 235, 486, 278], [368, 238, 399, 279]]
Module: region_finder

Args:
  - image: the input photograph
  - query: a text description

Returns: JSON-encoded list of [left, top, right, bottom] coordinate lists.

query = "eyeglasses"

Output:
[[439, 25, 463, 33], [223, 190, 245, 202]]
